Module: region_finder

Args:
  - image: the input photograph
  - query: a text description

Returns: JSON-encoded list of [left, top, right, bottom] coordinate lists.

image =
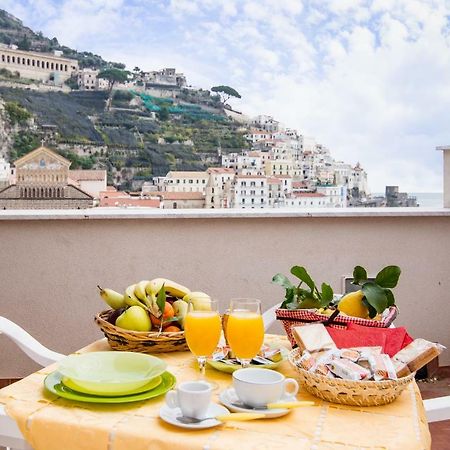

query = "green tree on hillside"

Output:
[[98, 68, 129, 111], [211, 85, 241, 104], [17, 35, 31, 51]]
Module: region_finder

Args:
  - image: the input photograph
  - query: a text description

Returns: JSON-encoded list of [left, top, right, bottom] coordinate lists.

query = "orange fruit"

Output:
[[164, 325, 181, 333], [150, 303, 175, 326]]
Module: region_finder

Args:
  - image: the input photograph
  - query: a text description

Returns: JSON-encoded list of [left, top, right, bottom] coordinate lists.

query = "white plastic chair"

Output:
[[0, 316, 64, 450]]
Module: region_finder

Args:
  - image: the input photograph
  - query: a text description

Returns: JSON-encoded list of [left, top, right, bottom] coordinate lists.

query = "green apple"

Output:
[[115, 305, 152, 332]]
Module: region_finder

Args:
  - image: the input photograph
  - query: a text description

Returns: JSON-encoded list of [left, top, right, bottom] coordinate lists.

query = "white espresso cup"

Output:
[[165, 381, 211, 419], [233, 368, 299, 408]]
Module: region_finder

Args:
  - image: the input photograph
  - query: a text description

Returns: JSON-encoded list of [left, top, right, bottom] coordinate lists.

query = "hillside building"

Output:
[[0, 146, 93, 209], [163, 171, 209, 193], [0, 44, 78, 85], [77, 68, 108, 91]]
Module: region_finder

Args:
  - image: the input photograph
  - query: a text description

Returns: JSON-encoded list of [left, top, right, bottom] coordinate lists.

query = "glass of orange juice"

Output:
[[226, 299, 264, 368], [184, 298, 222, 378]]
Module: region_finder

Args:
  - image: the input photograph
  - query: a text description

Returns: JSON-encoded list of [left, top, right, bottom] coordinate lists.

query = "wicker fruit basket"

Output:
[[277, 306, 398, 347], [288, 347, 414, 406], [95, 310, 189, 353]]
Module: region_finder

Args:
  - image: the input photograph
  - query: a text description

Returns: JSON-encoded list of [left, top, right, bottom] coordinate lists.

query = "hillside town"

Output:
[[0, 37, 415, 210]]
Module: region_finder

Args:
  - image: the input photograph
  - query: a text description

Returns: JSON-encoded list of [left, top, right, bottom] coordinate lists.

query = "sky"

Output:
[[2, 0, 450, 192]]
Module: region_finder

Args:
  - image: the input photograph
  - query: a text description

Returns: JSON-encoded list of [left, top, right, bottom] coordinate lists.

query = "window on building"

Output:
[[64, 64, 68, 71], [250, 181, 255, 187], [261, 198, 264, 203], [27, 58, 30, 65], [251, 198, 255, 204], [12, 56, 15, 63], [189, 179, 193, 184], [1, 55, 4, 62], [202, 179, 205, 183], [242, 198, 245, 204], [6, 56, 10, 63]]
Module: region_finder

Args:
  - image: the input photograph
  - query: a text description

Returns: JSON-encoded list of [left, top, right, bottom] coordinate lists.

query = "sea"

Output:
[[373, 192, 443, 208]]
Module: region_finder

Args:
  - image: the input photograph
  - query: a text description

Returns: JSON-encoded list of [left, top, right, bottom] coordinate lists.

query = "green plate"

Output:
[[44, 371, 176, 403], [62, 375, 162, 397], [206, 347, 289, 374]]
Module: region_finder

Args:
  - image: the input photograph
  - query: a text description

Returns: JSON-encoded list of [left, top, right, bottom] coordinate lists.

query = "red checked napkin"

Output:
[[327, 323, 413, 357]]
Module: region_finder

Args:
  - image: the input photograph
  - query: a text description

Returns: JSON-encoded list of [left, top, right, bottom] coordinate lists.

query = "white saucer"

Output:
[[159, 402, 230, 429], [219, 387, 295, 418]]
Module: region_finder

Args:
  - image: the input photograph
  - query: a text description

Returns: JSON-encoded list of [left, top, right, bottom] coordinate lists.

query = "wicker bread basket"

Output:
[[289, 347, 414, 406], [95, 310, 189, 353]]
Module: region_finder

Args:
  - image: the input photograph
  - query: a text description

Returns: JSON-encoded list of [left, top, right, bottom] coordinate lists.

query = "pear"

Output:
[[172, 299, 188, 329], [97, 286, 126, 310], [115, 306, 152, 332]]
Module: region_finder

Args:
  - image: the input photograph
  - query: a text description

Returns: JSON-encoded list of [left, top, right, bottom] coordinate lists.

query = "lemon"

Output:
[[337, 290, 370, 319]]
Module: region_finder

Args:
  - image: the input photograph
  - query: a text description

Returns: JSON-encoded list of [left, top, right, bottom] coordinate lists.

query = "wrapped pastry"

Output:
[[392, 359, 411, 378], [339, 349, 360, 362], [393, 339, 445, 373], [297, 350, 317, 371], [368, 354, 397, 381], [292, 323, 337, 353], [327, 358, 371, 381]]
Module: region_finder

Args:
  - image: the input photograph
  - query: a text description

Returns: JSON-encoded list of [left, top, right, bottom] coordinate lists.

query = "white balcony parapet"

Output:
[[0, 206, 449, 221]]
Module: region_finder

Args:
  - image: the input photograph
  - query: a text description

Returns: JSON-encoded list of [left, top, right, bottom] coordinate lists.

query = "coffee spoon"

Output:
[[176, 412, 265, 424]]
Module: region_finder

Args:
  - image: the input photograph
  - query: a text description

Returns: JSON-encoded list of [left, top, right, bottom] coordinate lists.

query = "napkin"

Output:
[[327, 324, 413, 357]]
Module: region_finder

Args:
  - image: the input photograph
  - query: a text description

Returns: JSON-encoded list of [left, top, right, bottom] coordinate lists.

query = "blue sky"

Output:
[[2, 0, 450, 192]]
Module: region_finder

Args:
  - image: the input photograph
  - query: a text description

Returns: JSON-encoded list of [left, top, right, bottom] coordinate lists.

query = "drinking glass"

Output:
[[184, 298, 222, 378], [226, 298, 264, 368]]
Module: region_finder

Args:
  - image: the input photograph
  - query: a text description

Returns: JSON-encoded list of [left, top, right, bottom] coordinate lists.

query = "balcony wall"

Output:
[[1, 208, 450, 377]]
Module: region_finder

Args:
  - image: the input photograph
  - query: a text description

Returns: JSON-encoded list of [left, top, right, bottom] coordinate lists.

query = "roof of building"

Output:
[[235, 175, 266, 179], [293, 192, 325, 198], [159, 192, 205, 200], [99, 197, 160, 208], [267, 177, 282, 185], [69, 170, 107, 182], [207, 168, 235, 174], [292, 181, 308, 188], [166, 171, 208, 178]]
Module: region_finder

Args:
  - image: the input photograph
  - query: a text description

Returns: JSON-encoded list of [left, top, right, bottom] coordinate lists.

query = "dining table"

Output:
[[0, 334, 431, 450]]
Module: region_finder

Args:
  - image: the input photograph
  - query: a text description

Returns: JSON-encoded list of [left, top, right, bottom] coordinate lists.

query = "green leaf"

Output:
[[319, 283, 334, 307], [352, 266, 368, 285], [156, 284, 166, 314], [272, 273, 294, 289], [384, 289, 395, 307], [298, 296, 321, 309], [280, 287, 296, 308], [290, 266, 315, 291], [362, 281, 388, 314], [363, 298, 378, 319], [375, 266, 401, 288]]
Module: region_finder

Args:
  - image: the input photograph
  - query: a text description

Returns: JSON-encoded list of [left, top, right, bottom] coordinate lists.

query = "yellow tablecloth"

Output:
[[0, 335, 431, 450]]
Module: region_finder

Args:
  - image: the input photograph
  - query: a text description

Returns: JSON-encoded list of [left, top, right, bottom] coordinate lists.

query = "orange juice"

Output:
[[226, 311, 264, 359], [184, 311, 222, 356]]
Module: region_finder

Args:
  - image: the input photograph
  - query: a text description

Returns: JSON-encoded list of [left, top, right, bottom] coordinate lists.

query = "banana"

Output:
[[182, 291, 210, 302], [97, 285, 126, 310], [134, 280, 149, 301], [134, 280, 153, 309], [125, 284, 149, 311], [146, 278, 190, 299]]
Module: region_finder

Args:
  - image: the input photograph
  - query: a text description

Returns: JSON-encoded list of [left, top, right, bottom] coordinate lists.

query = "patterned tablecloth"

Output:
[[0, 335, 431, 450]]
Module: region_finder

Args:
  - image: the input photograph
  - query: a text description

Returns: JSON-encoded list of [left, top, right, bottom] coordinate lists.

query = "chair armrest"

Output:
[[262, 303, 281, 331], [0, 316, 65, 367]]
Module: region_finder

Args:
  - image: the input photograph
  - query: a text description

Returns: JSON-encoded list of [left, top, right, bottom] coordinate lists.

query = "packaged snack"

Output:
[[368, 354, 397, 381], [392, 359, 411, 378], [312, 349, 339, 377], [393, 338, 446, 373], [296, 350, 316, 371], [292, 323, 337, 353], [327, 358, 371, 381], [339, 349, 360, 362], [349, 346, 383, 355]]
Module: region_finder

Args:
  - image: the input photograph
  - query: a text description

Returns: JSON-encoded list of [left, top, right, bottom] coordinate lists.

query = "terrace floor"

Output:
[[418, 366, 450, 449]]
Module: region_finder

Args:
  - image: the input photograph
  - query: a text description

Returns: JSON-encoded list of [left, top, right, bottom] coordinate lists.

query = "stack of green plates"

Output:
[[44, 352, 175, 403]]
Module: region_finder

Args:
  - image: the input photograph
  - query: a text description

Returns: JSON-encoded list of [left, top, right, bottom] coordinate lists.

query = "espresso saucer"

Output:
[[159, 402, 230, 429], [219, 387, 294, 418]]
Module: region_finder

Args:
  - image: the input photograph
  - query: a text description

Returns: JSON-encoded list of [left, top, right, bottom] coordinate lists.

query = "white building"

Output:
[[0, 157, 11, 189], [252, 115, 282, 133], [77, 69, 108, 91], [163, 171, 209, 193], [68, 170, 107, 199], [205, 168, 235, 208], [285, 192, 327, 208], [233, 175, 268, 209], [316, 185, 347, 207]]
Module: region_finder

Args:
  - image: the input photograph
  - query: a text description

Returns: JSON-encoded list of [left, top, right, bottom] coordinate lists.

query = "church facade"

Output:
[[0, 146, 93, 209]]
